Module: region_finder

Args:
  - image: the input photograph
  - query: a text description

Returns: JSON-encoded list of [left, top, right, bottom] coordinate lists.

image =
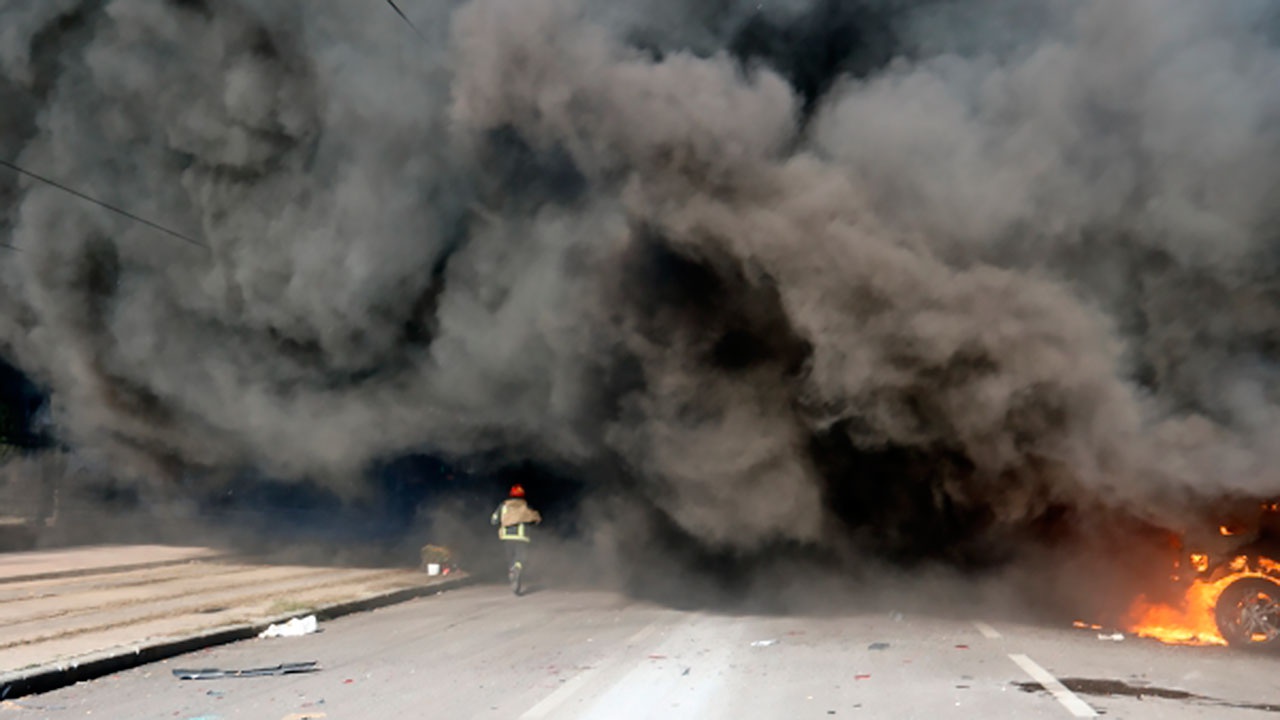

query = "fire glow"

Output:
[[1125, 556, 1280, 646]]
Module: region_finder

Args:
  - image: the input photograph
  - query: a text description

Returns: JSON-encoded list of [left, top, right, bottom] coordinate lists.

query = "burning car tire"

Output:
[[1214, 577, 1280, 648]]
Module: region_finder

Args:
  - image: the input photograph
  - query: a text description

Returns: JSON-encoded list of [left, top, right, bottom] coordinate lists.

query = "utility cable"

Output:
[[383, 0, 428, 43], [0, 158, 208, 250], [2, 0, 431, 252]]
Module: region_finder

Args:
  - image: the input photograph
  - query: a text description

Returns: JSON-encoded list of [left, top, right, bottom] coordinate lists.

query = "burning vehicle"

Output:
[[1128, 501, 1280, 648]]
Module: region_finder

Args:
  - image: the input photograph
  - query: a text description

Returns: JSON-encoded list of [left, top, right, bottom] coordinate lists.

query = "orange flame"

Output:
[[1126, 579, 1231, 645], [1126, 555, 1280, 645], [1188, 553, 1209, 573]]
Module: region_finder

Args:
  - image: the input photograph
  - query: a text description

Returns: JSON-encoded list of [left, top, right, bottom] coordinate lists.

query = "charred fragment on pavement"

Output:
[[1016, 678, 1199, 702], [1016, 678, 1280, 713]]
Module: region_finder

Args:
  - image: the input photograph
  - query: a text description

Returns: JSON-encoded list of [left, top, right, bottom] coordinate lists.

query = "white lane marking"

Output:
[[973, 621, 1002, 639], [1009, 653, 1098, 718], [519, 621, 662, 720], [574, 614, 734, 720]]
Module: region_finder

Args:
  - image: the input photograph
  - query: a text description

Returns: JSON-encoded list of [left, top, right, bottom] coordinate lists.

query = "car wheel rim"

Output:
[[1235, 592, 1280, 642]]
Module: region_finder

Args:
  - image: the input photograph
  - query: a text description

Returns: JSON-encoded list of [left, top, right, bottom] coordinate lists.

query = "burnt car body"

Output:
[[1181, 502, 1280, 647]]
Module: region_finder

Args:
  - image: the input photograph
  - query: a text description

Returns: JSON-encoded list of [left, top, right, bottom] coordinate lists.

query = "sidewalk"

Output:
[[0, 545, 470, 699], [0, 545, 222, 582]]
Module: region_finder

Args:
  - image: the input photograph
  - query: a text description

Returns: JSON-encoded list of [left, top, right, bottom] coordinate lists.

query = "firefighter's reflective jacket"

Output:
[[491, 498, 542, 542]]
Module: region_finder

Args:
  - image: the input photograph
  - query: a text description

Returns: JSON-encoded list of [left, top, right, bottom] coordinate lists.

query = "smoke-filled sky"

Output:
[[1, 0, 1279, 561]]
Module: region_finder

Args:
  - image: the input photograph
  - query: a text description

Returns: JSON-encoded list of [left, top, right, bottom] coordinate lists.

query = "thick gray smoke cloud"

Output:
[[1, 0, 1278, 560]]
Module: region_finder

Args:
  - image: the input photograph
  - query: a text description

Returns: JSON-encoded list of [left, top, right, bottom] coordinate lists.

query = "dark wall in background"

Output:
[[0, 357, 48, 450]]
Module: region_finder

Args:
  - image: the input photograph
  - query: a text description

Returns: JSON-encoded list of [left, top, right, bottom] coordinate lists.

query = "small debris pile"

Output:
[[419, 544, 456, 576]]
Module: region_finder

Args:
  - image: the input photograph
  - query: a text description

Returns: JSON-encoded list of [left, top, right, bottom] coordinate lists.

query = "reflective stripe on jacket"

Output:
[[498, 523, 532, 542], [491, 501, 537, 542]]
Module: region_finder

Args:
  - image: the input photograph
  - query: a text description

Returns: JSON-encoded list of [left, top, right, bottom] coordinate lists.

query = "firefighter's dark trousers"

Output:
[[504, 540, 528, 569]]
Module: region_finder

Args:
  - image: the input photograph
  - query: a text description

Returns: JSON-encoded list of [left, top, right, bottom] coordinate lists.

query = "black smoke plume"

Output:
[[2, 0, 1279, 572]]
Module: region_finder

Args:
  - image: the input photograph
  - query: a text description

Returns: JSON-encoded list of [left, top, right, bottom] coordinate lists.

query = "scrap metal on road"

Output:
[[12, 583, 1280, 719], [0, 544, 466, 699]]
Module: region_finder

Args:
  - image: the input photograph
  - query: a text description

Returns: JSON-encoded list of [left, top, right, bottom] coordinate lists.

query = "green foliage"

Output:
[[420, 544, 454, 566]]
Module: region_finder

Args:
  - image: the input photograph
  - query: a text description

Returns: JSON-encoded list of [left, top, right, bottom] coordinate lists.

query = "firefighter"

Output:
[[490, 484, 541, 595]]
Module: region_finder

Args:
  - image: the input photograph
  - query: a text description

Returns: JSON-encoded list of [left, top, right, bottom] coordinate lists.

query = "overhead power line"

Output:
[[1, 2, 430, 254], [0, 158, 208, 250], [383, 0, 428, 43]]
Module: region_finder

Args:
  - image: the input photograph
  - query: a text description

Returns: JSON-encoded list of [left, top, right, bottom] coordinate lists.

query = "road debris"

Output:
[[281, 714, 326, 720], [750, 639, 778, 647], [954, 644, 969, 650], [1097, 632, 1125, 642], [855, 674, 871, 680], [260, 615, 318, 638], [173, 662, 320, 680], [868, 642, 889, 651], [420, 544, 455, 575], [2, 700, 68, 711]]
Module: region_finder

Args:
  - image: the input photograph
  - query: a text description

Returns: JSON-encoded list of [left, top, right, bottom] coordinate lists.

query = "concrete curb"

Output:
[[0, 573, 476, 700]]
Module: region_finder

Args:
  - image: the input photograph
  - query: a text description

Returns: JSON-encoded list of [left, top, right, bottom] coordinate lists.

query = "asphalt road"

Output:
[[11, 581, 1280, 719]]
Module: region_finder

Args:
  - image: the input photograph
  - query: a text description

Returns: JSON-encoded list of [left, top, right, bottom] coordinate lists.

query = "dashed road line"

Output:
[[1009, 653, 1098, 718], [973, 621, 1001, 639], [570, 615, 732, 720], [519, 621, 662, 720]]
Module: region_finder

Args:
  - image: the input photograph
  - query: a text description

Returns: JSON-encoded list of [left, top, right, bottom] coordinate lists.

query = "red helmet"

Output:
[[509, 484, 526, 498]]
